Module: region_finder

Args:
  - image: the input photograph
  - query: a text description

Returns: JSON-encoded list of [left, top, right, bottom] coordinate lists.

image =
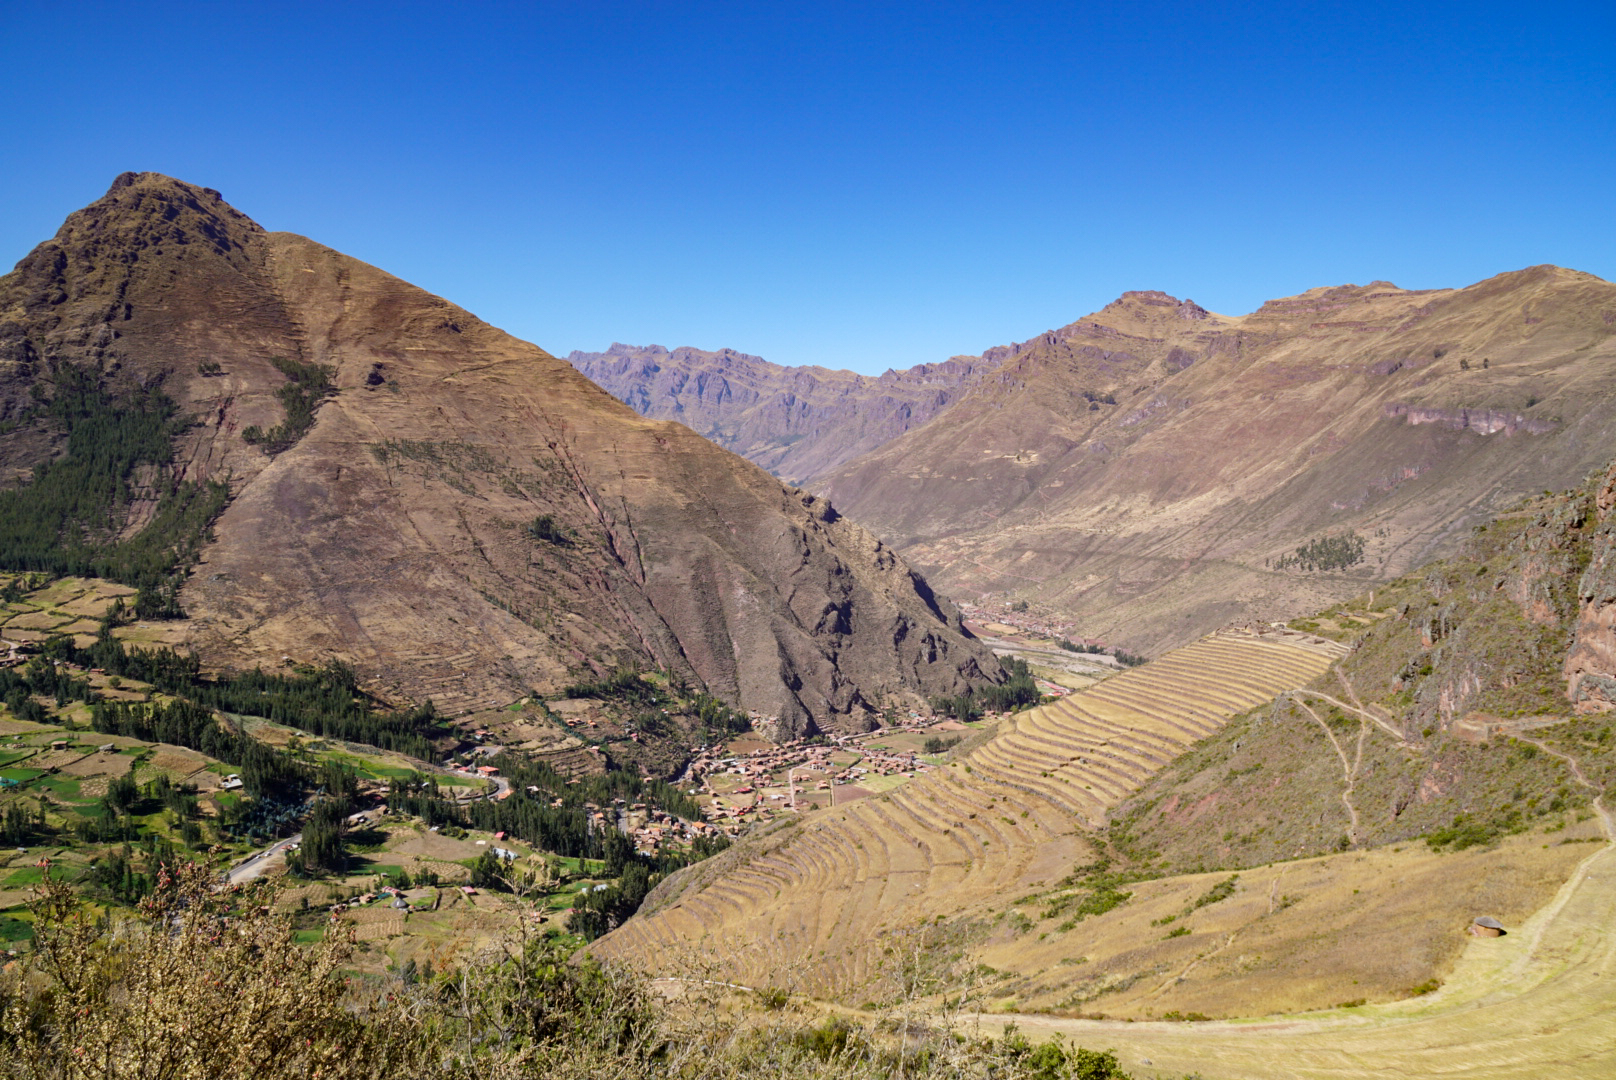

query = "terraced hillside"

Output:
[[593, 630, 1338, 991]]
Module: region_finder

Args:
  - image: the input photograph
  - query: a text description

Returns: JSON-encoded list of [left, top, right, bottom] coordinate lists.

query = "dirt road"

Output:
[[979, 793, 1616, 1078]]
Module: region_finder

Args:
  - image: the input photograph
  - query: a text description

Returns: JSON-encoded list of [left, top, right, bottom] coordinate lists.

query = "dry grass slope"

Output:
[[992, 795, 1616, 1079], [594, 631, 1336, 994]]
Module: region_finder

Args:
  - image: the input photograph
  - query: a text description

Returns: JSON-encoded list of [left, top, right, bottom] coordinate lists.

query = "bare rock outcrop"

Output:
[[0, 173, 1000, 733], [1565, 462, 1616, 711]]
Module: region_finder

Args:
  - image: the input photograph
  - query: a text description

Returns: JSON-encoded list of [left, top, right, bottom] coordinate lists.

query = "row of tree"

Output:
[[241, 357, 336, 453], [930, 657, 1042, 721], [45, 627, 449, 758], [91, 697, 308, 800], [1270, 531, 1367, 572]]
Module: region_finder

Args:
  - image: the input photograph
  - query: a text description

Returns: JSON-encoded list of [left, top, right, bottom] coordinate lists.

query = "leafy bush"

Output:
[[1189, 874, 1238, 910], [0, 863, 1157, 1080], [527, 513, 571, 545], [1044, 861, 1137, 928], [1425, 812, 1522, 852], [996, 1029, 1132, 1080]]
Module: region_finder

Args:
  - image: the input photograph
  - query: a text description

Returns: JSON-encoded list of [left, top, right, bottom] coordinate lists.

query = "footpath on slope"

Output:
[[983, 747, 1616, 1080]]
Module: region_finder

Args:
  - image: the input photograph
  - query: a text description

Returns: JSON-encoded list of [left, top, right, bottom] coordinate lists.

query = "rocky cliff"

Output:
[[569, 343, 992, 485], [815, 274, 1616, 654], [0, 173, 1000, 734]]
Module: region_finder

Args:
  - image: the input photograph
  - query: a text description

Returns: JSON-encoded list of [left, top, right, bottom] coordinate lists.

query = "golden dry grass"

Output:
[[973, 827, 1596, 1019], [392, 832, 486, 861], [594, 632, 1335, 996], [140, 747, 213, 781], [987, 811, 1616, 1079], [59, 752, 133, 779]]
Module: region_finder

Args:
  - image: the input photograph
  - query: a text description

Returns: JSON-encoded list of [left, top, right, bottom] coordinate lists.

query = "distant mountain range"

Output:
[[577, 273, 1616, 653], [0, 173, 1000, 735], [569, 343, 994, 486]]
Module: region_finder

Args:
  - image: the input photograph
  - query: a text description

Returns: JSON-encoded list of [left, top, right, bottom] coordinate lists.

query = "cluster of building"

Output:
[[0, 637, 38, 668], [579, 799, 725, 856], [669, 722, 970, 833], [958, 600, 1084, 642]]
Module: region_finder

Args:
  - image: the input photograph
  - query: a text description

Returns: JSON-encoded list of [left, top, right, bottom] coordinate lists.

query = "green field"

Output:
[[3, 866, 45, 888]]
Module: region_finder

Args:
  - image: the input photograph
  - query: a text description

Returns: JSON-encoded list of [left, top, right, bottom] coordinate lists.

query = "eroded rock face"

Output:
[[0, 173, 999, 733], [1566, 463, 1616, 711], [569, 343, 992, 486]]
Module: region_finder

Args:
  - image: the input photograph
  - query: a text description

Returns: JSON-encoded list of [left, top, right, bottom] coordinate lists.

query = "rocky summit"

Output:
[[0, 172, 1000, 735]]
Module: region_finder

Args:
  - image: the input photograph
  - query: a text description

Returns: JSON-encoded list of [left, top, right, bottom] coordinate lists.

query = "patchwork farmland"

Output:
[[593, 629, 1339, 991]]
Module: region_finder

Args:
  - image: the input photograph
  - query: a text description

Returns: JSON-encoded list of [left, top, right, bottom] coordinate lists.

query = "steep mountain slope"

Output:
[[569, 343, 992, 485], [0, 172, 999, 734], [817, 277, 1616, 654]]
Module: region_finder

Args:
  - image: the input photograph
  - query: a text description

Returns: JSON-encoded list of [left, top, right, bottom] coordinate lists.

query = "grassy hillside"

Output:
[[1111, 477, 1616, 878]]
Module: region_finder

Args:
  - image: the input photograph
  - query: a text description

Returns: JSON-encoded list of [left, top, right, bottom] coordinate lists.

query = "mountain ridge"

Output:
[[578, 267, 1616, 654], [0, 172, 1001, 736], [819, 266, 1616, 652], [569, 342, 994, 485]]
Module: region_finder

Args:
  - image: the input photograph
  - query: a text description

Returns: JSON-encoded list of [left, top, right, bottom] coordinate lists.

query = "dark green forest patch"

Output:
[[241, 356, 336, 453], [0, 368, 228, 617]]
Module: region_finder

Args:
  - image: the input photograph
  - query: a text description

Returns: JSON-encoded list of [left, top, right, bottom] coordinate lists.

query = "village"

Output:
[[669, 712, 987, 838], [436, 709, 995, 858]]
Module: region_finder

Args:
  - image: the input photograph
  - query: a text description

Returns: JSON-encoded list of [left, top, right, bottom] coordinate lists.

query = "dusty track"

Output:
[[1290, 693, 1368, 844], [986, 763, 1616, 1079]]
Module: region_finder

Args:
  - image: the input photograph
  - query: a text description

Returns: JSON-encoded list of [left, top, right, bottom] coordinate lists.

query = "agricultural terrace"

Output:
[[0, 574, 732, 956], [679, 718, 989, 833], [592, 629, 1336, 994]]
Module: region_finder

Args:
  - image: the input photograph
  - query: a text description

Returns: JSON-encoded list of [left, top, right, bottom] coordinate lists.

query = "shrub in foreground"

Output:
[[1, 862, 1148, 1080]]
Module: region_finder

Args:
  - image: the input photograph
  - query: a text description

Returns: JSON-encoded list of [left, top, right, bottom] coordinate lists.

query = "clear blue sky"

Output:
[[2, 1, 1612, 374]]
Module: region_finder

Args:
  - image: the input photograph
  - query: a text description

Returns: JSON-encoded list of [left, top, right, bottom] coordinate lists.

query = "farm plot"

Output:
[[593, 630, 1334, 996], [1, 578, 134, 647]]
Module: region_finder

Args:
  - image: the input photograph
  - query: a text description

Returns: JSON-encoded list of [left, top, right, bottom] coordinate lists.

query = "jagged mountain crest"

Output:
[[570, 342, 996, 486]]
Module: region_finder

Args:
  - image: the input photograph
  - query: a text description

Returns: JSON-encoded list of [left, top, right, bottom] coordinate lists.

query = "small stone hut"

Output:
[[1469, 915, 1505, 937]]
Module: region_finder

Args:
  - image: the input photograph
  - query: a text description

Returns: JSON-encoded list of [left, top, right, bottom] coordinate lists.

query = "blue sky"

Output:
[[1, 1, 1611, 374]]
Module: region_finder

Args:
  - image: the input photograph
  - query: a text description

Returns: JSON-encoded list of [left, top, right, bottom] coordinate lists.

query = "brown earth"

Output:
[[812, 279, 1616, 655], [570, 343, 992, 486], [0, 173, 1002, 735]]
